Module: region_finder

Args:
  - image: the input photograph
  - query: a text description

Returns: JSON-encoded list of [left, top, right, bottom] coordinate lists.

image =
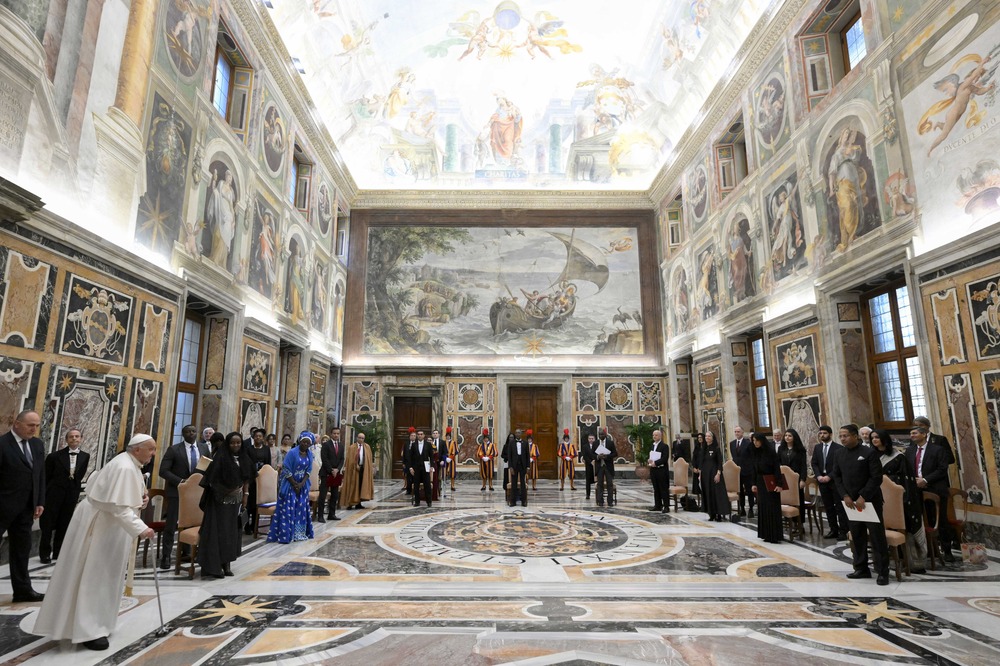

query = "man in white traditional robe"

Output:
[[32, 434, 156, 651]]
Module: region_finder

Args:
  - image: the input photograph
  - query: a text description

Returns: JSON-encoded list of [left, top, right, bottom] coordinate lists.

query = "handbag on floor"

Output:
[[962, 542, 987, 564]]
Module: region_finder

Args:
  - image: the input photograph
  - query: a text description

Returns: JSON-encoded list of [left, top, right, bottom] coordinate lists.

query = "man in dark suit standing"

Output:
[[913, 416, 955, 465], [157, 424, 208, 569], [501, 432, 515, 492], [39, 428, 90, 564], [833, 424, 889, 585], [594, 432, 617, 507], [728, 425, 755, 517], [507, 429, 530, 507], [579, 433, 597, 499], [318, 427, 345, 522], [907, 425, 956, 562], [648, 428, 671, 513], [812, 425, 849, 539], [671, 434, 690, 463], [0, 410, 46, 601], [408, 430, 433, 508]]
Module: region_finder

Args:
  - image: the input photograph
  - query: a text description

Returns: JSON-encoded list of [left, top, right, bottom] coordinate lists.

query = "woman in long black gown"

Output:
[[691, 432, 706, 510], [778, 428, 808, 512], [198, 432, 256, 579], [872, 428, 927, 571], [749, 432, 783, 543], [699, 430, 730, 521]]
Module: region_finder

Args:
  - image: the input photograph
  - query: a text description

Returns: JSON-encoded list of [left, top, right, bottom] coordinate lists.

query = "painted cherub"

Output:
[[920, 53, 997, 156]]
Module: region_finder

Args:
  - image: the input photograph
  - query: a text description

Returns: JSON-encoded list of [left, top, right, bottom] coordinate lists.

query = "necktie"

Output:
[[916, 446, 924, 474], [189, 444, 198, 473], [823, 443, 829, 473], [20, 438, 32, 465], [333, 441, 338, 455]]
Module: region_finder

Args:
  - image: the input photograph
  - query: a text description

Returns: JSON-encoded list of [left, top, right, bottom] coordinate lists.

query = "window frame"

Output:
[[749, 333, 772, 435], [840, 11, 866, 74], [172, 312, 205, 445], [861, 280, 920, 429], [211, 45, 234, 120]]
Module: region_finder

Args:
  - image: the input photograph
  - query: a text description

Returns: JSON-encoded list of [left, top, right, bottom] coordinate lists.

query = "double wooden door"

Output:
[[509, 386, 558, 479], [391, 396, 432, 479]]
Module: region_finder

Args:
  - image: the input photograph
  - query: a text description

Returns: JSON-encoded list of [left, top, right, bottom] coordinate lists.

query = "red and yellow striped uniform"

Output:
[[558, 440, 577, 489]]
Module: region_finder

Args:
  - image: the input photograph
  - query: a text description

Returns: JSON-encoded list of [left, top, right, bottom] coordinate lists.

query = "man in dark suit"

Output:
[[501, 432, 515, 491], [39, 428, 90, 563], [671, 434, 690, 463], [648, 428, 671, 513], [594, 432, 617, 507], [907, 425, 956, 562], [0, 410, 46, 601], [833, 424, 889, 585], [579, 433, 597, 499], [507, 429, 530, 507], [318, 427, 345, 522], [408, 430, 433, 507], [812, 425, 849, 539], [157, 424, 208, 569], [913, 416, 955, 465], [728, 425, 755, 517]]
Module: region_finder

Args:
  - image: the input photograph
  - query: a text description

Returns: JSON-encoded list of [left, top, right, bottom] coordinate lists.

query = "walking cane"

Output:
[[152, 566, 169, 637]]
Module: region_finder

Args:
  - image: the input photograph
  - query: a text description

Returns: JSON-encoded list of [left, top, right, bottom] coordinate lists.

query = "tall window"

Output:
[[290, 146, 311, 210], [750, 334, 771, 433], [841, 13, 867, 72], [862, 282, 926, 427], [212, 48, 233, 118], [172, 314, 204, 444], [211, 23, 253, 142]]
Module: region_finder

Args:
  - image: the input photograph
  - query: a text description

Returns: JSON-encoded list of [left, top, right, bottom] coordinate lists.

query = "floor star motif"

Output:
[[829, 599, 930, 627], [193, 597, 280, 626]]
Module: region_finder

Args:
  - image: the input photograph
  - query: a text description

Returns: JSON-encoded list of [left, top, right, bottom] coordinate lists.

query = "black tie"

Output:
[[19, 438, 32, 465]]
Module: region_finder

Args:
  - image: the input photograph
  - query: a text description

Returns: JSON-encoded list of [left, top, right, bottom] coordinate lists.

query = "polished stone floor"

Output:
[[3, 479, 1000, 665]]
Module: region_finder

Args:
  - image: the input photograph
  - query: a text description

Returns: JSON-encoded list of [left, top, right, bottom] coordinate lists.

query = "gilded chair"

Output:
[[779, 465, 802, 542], [175, 474, 205, 580], [669, 458, 690, 511], [254, 465, 278, 538]]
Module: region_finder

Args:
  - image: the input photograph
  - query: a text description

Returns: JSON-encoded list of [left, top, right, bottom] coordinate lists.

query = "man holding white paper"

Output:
[[408, 430, 434, 508], [647, 428, 670, 513], [832, 424, 889, 586]]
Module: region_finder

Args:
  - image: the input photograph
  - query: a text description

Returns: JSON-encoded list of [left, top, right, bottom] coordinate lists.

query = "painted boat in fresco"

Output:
[[489, 231, 608, 335]]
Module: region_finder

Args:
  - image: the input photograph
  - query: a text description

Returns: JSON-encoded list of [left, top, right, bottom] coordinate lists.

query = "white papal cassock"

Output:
[[32, 450, 147, 643]]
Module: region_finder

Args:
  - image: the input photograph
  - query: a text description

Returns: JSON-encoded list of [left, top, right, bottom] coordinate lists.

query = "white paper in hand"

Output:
[[424, 461, 431, 473], [842, 500, 880, 523], [649, 451, 661, 463], [595, 444, 610, 455]]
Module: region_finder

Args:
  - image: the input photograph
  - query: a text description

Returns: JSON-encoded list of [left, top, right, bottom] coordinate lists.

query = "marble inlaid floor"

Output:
[[3, 479, 1000, 665]]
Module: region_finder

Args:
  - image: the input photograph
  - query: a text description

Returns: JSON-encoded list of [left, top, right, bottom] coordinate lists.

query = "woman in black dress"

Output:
[[198, 432, 256, 578], [778, 428, 808, 512], [699, 430, 730, 521], [749, 432, 783, 543], [691, 432, 706, 510], [872, 428, 927, 571]]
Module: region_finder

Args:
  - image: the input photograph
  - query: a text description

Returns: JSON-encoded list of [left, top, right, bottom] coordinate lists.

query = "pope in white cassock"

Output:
[[32, 434, 156, 651]]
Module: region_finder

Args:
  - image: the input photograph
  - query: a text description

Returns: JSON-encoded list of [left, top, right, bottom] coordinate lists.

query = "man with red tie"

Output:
[[318, 427, 345, 522]]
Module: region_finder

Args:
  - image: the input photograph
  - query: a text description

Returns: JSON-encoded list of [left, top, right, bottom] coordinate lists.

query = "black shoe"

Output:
[[838, 531, 849, 540], [39, 556, 52, 564], [747, 509, 754, 518], [739, 509, 746, 517], [662, 508, 670, 513], [877, 575, 889, 586], [357, 504, 366, 509], [158, 559, 172, 570], [201, 572, 225, 580], [846, 570, 872, 579], [910, 568, 927, 575], [222, 566, 234, 577], [330, 515, 341, 521], [316, 515, 326, 523], [823, 531, 838, 539], [82, 636, 110, 651], [11, 590, 44, 603], [426, 503, 432, 507], [648, 507, 662, 512], [942, 550, 956, 563], [586, 494, 591, 500]]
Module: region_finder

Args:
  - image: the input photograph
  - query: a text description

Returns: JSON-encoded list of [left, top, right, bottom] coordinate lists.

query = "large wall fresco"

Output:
[[351, 214, 661, 363], [268, 0, 770, 190]]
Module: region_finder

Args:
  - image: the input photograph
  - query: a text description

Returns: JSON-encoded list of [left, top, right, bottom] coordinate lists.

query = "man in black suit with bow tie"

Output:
[[728, 425, 754, 517], [158, 424, 209, 569], [0, 410, 46, 602], [39, 429, 90, 564], [408, 430, 434, 507], [507, 429, 530, 507]]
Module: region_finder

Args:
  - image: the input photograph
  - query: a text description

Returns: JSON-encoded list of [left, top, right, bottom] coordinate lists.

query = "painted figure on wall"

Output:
[[165, 0, 211, 78], [918, 51, 998, 157], [135, 96, 191, 256], [686, 164, 709, 229], [488, 95, 523, 167], [969, 276, 1000, 359], [316, 182, 333, 236], [284, 237, 307, 326], [765, 174, 807, 282], [673, 267, 691, 334], [249, 197, 279, 298], [202, 161, 239, 269], [727, 217, 756, 303], [262, 105, 286, 174], [333, 280, 345, 344], [383, 68, 415, 120], [311, 260, 328, 331], [696, 245, 719, 320], [825, 126, 880, 252], [754, 72, 787, 151]]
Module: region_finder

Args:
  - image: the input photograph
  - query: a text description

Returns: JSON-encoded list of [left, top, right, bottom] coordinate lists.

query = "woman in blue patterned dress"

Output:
[[267, 432, 315, 544]]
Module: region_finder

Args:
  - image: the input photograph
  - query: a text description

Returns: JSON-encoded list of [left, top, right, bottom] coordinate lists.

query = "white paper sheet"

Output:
[[842, 500, 880, 523], [649, 451, 661, 463], [595, 444, 610, 455]]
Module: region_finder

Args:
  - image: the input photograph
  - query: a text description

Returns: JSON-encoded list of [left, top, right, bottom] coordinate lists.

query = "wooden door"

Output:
[[509, 386, 558, 478], [392, 397, 433, 479]]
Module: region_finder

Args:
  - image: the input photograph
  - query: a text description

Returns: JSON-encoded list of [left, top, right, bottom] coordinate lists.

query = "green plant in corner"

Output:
[[351, 418, 390, 477], [625, 420, 659, 466]]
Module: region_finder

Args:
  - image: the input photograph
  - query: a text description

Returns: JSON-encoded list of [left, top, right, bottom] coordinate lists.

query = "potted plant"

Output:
[[625, 420, 658, 482]]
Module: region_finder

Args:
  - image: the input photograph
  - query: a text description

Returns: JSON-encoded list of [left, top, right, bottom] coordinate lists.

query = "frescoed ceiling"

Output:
[[267, 0, 771, 191]]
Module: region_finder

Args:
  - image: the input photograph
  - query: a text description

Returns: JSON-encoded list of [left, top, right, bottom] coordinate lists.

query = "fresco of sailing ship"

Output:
[[490, 231, 609, 334]]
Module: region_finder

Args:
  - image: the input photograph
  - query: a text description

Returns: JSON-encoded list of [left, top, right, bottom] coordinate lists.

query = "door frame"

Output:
[[496, 374, 573, 450], [383, 386, 443, 478]]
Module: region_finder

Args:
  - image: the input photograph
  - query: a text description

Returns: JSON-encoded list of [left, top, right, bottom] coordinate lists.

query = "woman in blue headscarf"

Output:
[[267, 431, 315, 544]]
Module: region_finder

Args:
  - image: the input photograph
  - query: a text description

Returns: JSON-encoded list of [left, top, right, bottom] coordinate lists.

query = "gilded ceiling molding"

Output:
[[351, 189, 655, 210], [233, 0, 358, 202], [647, 0, 810, 204]]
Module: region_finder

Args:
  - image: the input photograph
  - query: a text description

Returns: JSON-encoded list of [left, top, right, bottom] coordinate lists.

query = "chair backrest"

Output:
[[143, 488, 166, 524], [672, 458, 689, 489], [922, 491, 941, 530], [722, 460, 740, 491], [177, 473, 204, 530], [309, 457, 320, 489], [948, 487, 968, 524], [256, 465, 278, 505], [881, 476, 906, 531], [779, 465, 799, 506], [804, 477, 822, 506]]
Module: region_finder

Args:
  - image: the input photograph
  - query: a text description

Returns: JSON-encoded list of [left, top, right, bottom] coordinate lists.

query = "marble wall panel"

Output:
[[307, 409, 322, 435], [201, 394, 221, 432], [47, 368, 123, 477], [242, 342, 273, 395], [203, 318, 229, 390], [309, 365, 326, 409], [637, 381, 662, 412], [605, 414, 635, 460], [604, 382, 634, 412], [677, 374, 693, 434], [840, 328, 874, 426], [576, 382, 600, 411], [768, 323, 828, 471], [572, 377, 667, 463], [240, 398, 269, 440], [732, 358, 754, 431], [0, 355, 40, 433], [282, 407, 297, 437], [943, 373, 992, 506], [58, 275, 135, 366], [775, 334, 819, 392], [0, 247, 55, 348], [135, 303, 172, 373], [781, 395, 822, 456], [457, 416, 485, 463], [930, 288, 968, 365], [967, 273, 1000, 361], [126, 379, 161, 440], [985, 371, 1000, 492], [282, 351, 300, 405]]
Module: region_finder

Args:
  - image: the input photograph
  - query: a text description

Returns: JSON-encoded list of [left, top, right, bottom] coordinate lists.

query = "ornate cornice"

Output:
[[351, 188, 655, 210], [647, 0, 810, 205]]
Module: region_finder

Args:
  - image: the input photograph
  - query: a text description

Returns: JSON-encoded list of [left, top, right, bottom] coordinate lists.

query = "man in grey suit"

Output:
[[157, 424, 209, 569]]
